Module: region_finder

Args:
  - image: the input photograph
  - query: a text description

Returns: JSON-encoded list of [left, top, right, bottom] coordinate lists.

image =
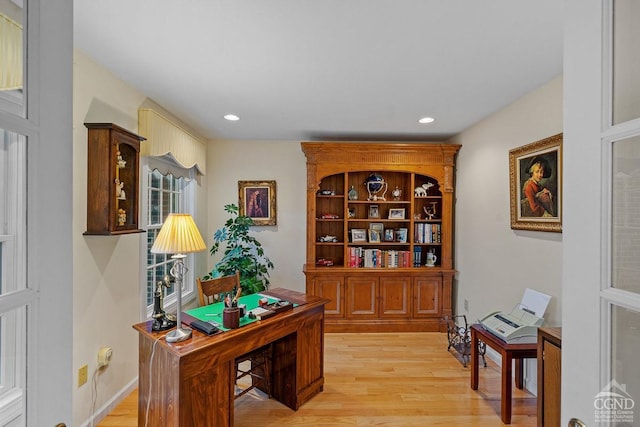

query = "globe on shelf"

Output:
[[364, 173, 387, 201]]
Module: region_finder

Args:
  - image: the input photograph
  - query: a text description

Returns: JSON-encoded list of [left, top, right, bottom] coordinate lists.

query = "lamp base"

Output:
[[165, 326, 192, 343]]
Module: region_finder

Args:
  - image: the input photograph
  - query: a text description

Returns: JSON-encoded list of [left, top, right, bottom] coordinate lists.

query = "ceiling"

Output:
[[73, 1, 564, 142]]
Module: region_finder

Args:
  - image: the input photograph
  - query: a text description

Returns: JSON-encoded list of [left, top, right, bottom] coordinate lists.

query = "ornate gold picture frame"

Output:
[[238, 180, 277, 226], [509, 133, 562, 232]]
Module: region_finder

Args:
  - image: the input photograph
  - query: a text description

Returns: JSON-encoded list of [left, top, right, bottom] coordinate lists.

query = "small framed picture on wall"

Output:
[[238, 180, 277, 226]]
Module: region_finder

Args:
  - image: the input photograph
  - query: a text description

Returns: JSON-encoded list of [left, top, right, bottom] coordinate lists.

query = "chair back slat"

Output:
[[196, 271, 240, 306]]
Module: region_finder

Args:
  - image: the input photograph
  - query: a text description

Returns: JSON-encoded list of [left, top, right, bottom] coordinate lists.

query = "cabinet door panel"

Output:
[[380, 276, 410, 317], [542, 340, 561, 427], [346, 277, 378, 318], [413, 277, 441, 316], [313, 276, 344, 318]]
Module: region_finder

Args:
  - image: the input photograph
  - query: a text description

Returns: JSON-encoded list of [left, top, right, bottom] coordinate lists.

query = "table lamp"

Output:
[[151, 213, 206, 343]]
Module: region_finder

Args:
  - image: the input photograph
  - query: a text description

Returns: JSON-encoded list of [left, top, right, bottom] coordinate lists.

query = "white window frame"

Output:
[[0, 127, 27, 424], [140, 156, 197, 319]]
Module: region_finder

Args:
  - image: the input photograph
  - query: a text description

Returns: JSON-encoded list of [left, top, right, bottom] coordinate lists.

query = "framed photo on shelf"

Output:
[[388, 208, 405, 220], [369, 222, 384, 234], [384, 229, 395, 242], [509, 133, 562, 232], [368, 204, 380, 219], [368, 229, 381, 243], [395, 228, 408, 243], [351, 228, 367, 243], [238, 180, 277, 226]]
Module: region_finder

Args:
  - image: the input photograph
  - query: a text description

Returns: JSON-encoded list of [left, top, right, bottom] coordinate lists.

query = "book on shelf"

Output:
[[413, 246, 422, 267], [414, 223, 441, 243], [348, 247, 411, 268]]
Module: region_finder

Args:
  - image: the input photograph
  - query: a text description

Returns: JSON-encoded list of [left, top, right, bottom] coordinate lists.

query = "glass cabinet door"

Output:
[[0, 1, 25, 116], [612, 0, 640, 125]]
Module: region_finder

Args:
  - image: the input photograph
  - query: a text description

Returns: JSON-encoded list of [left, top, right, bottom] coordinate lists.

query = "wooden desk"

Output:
[[133, 288, 330, 427], [470, 323, 538, 424]]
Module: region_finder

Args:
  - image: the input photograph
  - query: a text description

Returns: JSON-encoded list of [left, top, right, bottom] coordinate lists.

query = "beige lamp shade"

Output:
[[151, 213, 206, 254]]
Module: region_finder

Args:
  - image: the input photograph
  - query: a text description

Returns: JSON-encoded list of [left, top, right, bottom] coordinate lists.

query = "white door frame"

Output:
[[563, 1, 640, 425], [0, 1, 75, 425]]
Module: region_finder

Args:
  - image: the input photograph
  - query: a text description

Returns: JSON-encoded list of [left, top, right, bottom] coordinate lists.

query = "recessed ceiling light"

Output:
[[224, 114, 240, 121], [418, 117, 435, 124]]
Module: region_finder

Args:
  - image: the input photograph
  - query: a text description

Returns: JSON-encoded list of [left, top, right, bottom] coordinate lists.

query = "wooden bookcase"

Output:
[[301, 142, 461, 332], [84, 123, 145, 235]]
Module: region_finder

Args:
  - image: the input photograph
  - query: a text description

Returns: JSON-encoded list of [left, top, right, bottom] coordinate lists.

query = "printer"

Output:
[[479, 288, 551, 344]]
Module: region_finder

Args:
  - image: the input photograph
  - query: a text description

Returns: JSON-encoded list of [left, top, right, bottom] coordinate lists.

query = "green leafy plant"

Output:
[[204, 204, 274, 294]]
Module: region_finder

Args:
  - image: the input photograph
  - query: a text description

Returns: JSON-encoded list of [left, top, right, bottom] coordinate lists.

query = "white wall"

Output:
[[72, 50, 209, 426], [73, 51, 145, 427], [206, 78, 565, 321], [451, 75, 563, 326], [70, 52, 563, 422], [451, 76, 563, 390], [205, 139, 308, 293]]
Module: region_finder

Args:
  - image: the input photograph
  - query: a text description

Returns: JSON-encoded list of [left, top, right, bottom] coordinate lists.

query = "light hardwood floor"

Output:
[[98, 333, 536, 426]]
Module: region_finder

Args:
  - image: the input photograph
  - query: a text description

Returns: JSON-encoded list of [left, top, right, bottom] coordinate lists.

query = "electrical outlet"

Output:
[[97, 347, 113, 368], [78, 364, 88, 387], [464, 299, 469, 312]]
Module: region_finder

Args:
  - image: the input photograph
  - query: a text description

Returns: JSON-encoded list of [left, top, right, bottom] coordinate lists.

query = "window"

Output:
[[0, 128, 27, 424], [0, 1, 25, 116], [143, 159, 196, 317]]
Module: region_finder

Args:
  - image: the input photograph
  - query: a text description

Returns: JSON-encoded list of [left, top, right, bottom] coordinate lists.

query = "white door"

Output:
[[0, 1, 73, 425], [563, 1, 640, 425]]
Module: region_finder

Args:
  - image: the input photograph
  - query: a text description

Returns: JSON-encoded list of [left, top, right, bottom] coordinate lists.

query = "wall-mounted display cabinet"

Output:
[[84, 123, 145, 235], [301, 142, 461, 332]]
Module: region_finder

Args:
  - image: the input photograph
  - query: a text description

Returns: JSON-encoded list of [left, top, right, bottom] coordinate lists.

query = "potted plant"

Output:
[[204, 204, 274, 294]]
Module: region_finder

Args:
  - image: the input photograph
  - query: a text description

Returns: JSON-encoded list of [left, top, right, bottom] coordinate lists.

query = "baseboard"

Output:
[[80, 377, 138, 427]]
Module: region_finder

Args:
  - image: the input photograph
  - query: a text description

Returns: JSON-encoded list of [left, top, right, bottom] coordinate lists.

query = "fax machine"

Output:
[[480, 307, 544, 344]]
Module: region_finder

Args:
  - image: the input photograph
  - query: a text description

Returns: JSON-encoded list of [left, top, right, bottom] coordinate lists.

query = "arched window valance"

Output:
[[138, 108, 206, 175]]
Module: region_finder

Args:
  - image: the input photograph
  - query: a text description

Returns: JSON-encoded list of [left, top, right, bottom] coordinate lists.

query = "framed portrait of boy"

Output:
[[509, 134, 562, 232]]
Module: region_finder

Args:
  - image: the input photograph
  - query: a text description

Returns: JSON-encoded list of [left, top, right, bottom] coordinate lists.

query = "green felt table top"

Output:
[[185, 293, 281, 331]]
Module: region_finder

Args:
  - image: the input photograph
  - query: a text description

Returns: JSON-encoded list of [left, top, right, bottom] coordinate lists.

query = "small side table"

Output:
[[470, 324, 538, 424]]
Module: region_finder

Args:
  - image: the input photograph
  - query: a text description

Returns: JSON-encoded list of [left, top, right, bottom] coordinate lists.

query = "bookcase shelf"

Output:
[[302, 142, 461, 332]]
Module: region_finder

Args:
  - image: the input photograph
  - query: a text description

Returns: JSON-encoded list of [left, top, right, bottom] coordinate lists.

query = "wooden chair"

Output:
[[196, 273, 271, 399], [196, 271, 241, 306]]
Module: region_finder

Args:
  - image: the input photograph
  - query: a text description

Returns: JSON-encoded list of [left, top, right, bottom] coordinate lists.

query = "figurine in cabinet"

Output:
[[115, 179, 126, 200], [392, 186, 402, 200], [414, 182, 434, 197], [116, 151, 126, 168], [424, 202, 438, 219], [117, 208, 126, 226]]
